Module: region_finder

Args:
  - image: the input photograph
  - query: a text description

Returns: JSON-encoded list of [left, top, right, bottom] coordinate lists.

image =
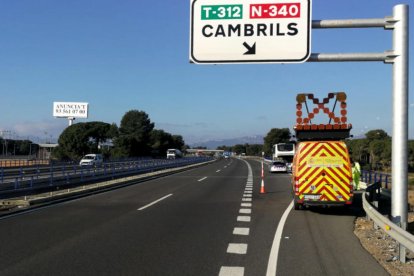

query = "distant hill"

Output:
[[190, 135, 264, 149]]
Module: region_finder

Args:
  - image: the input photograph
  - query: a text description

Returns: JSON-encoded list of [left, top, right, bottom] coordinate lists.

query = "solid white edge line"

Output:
[[198, 177, 207, 182], [137, 194, 173, 211], [266, 200, 294, 276]]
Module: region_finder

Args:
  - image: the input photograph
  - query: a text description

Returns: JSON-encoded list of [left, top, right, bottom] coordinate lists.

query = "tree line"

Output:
[[53, 110, 186, 160], [216, 128, 291, 157], [217, 127, 414, 171], [346, 129, 414, 171], [0, 138, 39, 156]]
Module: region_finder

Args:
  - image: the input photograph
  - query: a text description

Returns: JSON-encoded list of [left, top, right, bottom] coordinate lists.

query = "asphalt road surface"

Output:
[[0, 158, 387, 276]]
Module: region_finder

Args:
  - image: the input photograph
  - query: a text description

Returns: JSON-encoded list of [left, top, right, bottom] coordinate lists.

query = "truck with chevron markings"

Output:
[[291, 92, 353, 210]]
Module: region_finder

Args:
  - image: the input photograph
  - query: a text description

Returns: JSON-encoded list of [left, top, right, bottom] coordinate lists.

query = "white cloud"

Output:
[[8, 119, 67, 142], [256, 115, 268, 121]]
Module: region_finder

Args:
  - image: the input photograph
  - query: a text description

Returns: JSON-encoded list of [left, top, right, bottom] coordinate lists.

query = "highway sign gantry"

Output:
[[190, 0, 311, 64]]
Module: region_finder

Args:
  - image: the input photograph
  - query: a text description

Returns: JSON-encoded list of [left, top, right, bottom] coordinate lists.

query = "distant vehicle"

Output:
[[167, 149, 183, 159], [79, 154, 103, 166], [273, 143, 295, 172], [269, 161, 287, 173]]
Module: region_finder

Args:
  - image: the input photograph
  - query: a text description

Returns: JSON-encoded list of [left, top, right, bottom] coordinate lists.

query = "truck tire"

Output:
[[294, 200, 302, 210]]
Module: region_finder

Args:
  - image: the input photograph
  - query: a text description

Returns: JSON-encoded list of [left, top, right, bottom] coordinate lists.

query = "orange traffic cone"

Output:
[[260, 178, 266, 194]]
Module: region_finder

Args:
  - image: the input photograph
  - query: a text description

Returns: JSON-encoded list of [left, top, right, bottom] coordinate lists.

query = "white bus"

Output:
[[273, 143, 295, 171]]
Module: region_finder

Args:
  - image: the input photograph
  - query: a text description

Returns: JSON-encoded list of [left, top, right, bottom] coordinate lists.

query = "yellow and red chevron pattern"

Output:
[[295, 141, 352, 203]]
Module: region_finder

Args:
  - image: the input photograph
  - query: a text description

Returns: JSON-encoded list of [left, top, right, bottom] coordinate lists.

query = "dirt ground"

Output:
[[354, 191, 414, 275]]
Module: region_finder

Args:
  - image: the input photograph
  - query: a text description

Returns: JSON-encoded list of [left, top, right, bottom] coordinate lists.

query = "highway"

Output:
[[0, 158, 388, 276]]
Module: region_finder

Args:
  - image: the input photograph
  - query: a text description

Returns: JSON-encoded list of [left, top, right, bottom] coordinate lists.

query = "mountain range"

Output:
[[189, 135, 264, 149]]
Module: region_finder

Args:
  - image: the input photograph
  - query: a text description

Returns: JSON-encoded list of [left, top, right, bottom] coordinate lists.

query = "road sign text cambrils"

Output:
[[202, 23, 298, 38]]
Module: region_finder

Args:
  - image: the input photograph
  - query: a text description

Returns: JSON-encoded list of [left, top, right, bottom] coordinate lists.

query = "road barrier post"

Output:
[[49, 163, 53, 186], [260, 161, 266, 194]]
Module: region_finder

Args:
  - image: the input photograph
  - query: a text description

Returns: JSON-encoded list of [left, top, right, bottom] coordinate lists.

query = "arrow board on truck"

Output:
[[190, 0, 312, 64]]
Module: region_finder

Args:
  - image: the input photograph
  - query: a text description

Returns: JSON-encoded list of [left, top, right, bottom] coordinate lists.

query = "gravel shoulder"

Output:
[[353, 190, 414, 276]]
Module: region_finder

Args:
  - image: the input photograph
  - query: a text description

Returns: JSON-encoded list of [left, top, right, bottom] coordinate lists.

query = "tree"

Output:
[[369, 140, 388, 170], [246, 144, 263, 156], [217, 145, 232, 152], [114, 110, 155, 157], [232, 144, 247, 155], [55, 123, 89, 160], [171, 135, 185, 151], [346, 138, 369, 163], [263, 128, 291, 155], [55, 122, 113, 160], [150, 129, 173, 157], [409, 140, 414, 170], [365, 129, 389, 141]]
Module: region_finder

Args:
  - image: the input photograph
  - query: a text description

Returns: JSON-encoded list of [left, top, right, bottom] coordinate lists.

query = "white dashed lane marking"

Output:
[[137, 194, 173, 211], [237, 216, 251, 222], [219, 267, 244, 276], [198, 177, 207, 182], [233, 227, 250, 236], [227, 243, 248, 255], [239, 209, 252, 214], [220, 158, 254, 276]]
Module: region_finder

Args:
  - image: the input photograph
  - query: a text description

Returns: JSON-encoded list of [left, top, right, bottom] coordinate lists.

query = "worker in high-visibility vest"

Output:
[[352, 161, 361, 190]]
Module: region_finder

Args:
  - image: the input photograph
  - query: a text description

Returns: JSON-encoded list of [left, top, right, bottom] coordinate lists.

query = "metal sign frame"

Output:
[[190, 4, 410, 262], [308, 5, 409, 262]]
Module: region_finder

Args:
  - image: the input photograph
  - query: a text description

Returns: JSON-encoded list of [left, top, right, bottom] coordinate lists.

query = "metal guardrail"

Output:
[[0, 157, 213, 199], [361, 170, 391, 189], [362, 191, 414, 254], [360, 169, 414, 262]]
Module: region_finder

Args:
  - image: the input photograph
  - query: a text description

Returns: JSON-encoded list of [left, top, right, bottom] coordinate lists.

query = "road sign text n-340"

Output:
[[190, 0, 312, 64]]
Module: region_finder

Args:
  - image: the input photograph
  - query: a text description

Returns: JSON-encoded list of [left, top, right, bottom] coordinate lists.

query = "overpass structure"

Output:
[[186, 149, 224, 155]]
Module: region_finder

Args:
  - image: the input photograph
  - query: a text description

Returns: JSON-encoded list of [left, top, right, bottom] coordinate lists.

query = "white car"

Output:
[[269, 161, 287, 173], [79, 154, 103, 166]]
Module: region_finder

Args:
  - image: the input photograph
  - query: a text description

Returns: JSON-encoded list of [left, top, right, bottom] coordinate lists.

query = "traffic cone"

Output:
[[260, 178, 266, 194]]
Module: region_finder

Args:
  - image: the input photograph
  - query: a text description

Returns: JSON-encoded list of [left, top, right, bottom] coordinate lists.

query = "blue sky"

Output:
[[0, 0, 412, 144]]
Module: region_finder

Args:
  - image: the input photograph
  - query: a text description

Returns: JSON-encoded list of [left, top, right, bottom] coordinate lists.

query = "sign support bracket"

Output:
[[308, 4, 409, 263]]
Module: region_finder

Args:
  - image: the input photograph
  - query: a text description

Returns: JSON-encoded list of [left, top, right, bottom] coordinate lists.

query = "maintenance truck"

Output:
[[292, 92, 353, 210]]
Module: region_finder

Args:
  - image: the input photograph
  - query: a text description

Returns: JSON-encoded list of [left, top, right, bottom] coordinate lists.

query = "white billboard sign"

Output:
[[53, 102, 89, 119], [190, 0, 311, 64]]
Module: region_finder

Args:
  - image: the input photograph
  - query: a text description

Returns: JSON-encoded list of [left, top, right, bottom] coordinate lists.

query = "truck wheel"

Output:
[[294, 200, 302, 210]]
